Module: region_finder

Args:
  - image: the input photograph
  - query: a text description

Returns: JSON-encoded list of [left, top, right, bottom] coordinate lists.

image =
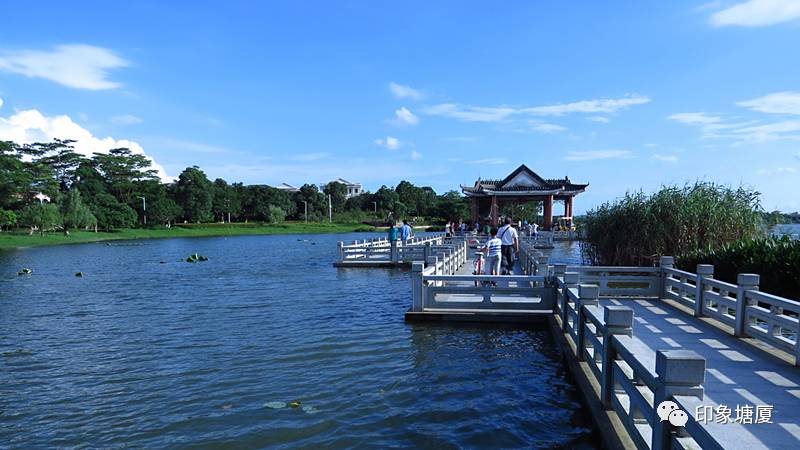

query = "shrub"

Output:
[[678, 236, 800, 300], [266, 205, 286, 224]]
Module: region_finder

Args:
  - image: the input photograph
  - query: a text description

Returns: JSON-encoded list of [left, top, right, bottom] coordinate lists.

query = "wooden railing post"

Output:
[[562, 272, 580, 331], [652, 350, 706, 450], [659, 256, 674, 299], [601, 306, 633, 408], [694, 264, 714, 317], [576, 284, 600, 361], [734, 273, 760, 337], [411, 262, 424, 312]]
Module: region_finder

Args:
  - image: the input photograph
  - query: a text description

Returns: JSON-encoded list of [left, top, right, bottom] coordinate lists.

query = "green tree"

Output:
[[91, 193, 138, 230], [0, 209, 17, 231], [323, 181, 348, 213], [174, 166, 214, 222], [265, 205, 286, 223], [34, 139, 85, 191], [212, 178, 241, 222], [435, 190, 469, 221], [294, 183, 327, 221], [147, 195, 182, 226], [60, 189, 96, 235], [19, 202, 61, 236], [93, 148, 158, 204]]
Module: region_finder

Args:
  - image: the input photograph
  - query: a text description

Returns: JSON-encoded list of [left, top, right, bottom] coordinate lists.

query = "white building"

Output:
[[320, 178, 363, 199], [271, 183, 300, 193]]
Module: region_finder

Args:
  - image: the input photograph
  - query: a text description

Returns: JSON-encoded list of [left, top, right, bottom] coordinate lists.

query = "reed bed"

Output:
[[581, 183, 763, 266]]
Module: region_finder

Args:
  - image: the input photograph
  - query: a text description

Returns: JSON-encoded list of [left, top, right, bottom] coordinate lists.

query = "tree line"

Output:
[[0, 139, 469, 234]]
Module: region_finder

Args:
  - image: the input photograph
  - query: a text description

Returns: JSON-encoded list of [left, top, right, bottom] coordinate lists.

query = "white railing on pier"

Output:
[[337, 233, 447, 263], [554, 283, 711, 450]]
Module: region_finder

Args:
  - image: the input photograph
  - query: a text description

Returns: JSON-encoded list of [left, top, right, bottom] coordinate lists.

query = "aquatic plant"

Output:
[[186, 253, 209, 263], [678, 236, 800, 300], [581, 182, 763, 266]]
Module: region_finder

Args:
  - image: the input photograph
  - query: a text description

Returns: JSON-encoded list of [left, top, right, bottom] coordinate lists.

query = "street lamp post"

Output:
[[372, 201, 377, 213], [328, 194, 332, 223], [139, 196, 147, 225], [303, 201, 308, 224]]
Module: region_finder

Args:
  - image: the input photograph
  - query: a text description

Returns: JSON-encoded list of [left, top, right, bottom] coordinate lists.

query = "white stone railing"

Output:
[[659, 257, 800, 365], [337, 233, 447, 262], [556, 283, 711, 450]]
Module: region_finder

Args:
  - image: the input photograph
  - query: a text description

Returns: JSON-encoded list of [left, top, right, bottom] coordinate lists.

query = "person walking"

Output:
[[482, 227, 502, 276], [497, 217, 519, 275], [400, 220, 413, 244], [388, 221, 399, 262]]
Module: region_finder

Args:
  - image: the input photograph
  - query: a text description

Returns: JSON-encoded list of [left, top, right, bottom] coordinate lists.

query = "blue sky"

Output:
[[1, 0, 799, 213]]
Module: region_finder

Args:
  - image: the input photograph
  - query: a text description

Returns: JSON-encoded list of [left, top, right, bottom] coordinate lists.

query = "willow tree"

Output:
[[60, 190, 96, 235]]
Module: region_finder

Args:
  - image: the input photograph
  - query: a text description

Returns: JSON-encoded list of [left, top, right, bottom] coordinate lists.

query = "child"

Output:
[[482, 228, 502, 276]]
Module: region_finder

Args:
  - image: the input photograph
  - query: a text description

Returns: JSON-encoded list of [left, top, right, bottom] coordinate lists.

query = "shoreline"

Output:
[[0, 222, 377, 250]]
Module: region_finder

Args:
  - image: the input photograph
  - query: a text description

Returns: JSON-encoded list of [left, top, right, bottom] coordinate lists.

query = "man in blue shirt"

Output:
[[400, 220, 413, 244]]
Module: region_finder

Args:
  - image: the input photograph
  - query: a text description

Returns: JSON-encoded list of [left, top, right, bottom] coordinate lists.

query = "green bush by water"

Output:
[[678, 236, 800, 300]]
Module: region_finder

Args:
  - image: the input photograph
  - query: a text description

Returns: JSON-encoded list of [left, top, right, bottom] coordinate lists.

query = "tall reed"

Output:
[[581, 183, 763, 266]]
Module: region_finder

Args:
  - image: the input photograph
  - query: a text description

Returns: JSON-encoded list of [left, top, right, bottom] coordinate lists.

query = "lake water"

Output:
[[0, 233, 597, 449]]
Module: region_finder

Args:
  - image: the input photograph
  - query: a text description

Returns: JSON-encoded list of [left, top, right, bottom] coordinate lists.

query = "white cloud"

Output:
[[374, 136, 401, 150], [737, 91, 800, 115], [0, 44, 129, 90], [0, 98, 3, 109], [422, 104, 516, 122], [389, 107, 419, 126], [652, 153, 679, 162], [389, 82, 423, 100], [524, 94, 651, 116], [756, 167, 798, 175], [587, 116, 610, 123], [730, 120, 800, 142], [710, 0, 800, 27], [563, 150, 633, 161], [410, 149, 422, 160], [423, 95, 650, 123], [667, 112, 723, 124], [470, 158, 507, 165], [110, 114, 143, 125], [0, 108, 169, 180], [529, 120, 567, 133]]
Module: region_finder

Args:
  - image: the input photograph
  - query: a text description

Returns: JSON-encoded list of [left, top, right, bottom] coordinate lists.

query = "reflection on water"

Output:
[[0, 233, 598, 448]]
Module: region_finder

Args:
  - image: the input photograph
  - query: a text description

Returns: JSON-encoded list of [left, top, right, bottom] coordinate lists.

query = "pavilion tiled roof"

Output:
[[462, 164, 588, 195]]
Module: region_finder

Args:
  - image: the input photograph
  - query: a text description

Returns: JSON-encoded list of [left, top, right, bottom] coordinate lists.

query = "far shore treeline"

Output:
[[0, 139, 470, 235]]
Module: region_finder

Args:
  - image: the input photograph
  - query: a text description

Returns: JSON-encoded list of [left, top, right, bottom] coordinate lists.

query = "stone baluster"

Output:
[[734, 274, 760, 337], [562, 272, 580, 331], [338, 241, 345, 261], [694, 264, 714, 317], [652, 350, 706, 450], [575, 284, 600, 361], [659, 256, 675, 299], [601, 306, 634, 408], [411, 262, 424, 312]]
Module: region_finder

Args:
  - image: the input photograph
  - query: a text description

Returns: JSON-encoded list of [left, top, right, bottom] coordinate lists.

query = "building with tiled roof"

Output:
[[461, 164, 588, 229]]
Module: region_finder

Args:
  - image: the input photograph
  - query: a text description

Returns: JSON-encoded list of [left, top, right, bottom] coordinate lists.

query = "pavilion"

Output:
[[461, 164, 588, 230]]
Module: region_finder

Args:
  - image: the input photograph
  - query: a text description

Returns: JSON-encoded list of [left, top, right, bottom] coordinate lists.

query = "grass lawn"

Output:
[[0, 222, 376, 249]]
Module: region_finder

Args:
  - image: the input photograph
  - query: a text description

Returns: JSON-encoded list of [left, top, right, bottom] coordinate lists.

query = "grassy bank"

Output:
[[0, 222, 376, 249]]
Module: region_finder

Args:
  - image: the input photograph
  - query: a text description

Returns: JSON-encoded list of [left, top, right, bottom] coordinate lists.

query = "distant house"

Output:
[[320, 178, 363, 199], [271, 183, 300, 193]]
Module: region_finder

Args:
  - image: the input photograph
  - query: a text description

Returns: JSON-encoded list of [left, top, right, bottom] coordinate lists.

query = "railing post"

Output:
[[411, 262, 424, 312], [562, 272, 580, 331], [424, 242, 431, 262], [601, 306, 633, 408], [734, 273, 760, 337], [338, 241, 345, 262], [652, 350, 706, 450], [536, 256, 549, 276], [694, 264, 714, 317], [576, 284, 600, 361], [659, 256, 674, 299], [553, 264, 567, 279], [390, 240, 398, 263]]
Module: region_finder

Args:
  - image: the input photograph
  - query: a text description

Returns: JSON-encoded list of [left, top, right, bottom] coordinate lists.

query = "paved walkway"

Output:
[[600, 296, 800, 449]]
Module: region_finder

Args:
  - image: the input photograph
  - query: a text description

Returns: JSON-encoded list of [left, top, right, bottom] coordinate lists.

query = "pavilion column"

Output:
[[470, 197, 479, 224], [567, 196, 573, 218], [491, 196, 499, 227], [543, 195, 553, 230], [563, 198, 569, 217]]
